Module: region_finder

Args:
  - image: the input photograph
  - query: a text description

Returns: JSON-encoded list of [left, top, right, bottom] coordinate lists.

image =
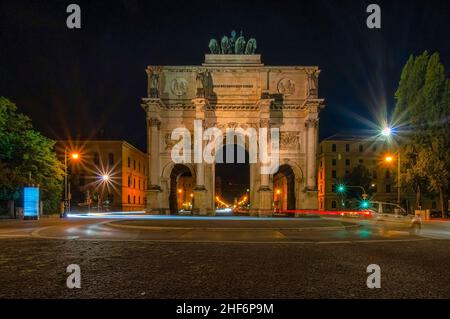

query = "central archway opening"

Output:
[[169, 164, 194, 214], [215, 143, 250, 214], [273, 164, 296, 212]]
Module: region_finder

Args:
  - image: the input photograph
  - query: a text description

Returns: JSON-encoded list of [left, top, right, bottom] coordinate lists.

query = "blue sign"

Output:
[[24, 187, 39, 219]]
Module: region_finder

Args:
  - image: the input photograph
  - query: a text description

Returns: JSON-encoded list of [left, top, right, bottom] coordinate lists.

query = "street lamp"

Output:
[[381, 126, 392, 137], [384, 153, 401, 205], [64, 148, 80, 216], [380, 125, 402, 205]]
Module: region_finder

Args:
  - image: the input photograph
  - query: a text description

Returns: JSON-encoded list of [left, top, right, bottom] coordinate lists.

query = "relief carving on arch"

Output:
[[280, 131, 301, 150]]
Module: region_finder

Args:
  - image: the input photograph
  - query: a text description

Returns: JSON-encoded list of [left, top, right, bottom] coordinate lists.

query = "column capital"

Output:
[[142, 98, 164, 122], [148, 118, 161, 128], [305, 117, 319, 129]]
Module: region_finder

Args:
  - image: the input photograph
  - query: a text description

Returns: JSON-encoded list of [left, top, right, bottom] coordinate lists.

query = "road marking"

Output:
[[106, 221, 360, 232]]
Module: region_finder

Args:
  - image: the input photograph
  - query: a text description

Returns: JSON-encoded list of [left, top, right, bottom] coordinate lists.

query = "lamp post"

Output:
[[384, 152, 401, 205], [381, 125, 401, 206], [64, 148, 80, 216]]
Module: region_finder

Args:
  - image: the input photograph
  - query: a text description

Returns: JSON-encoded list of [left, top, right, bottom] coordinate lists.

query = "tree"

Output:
[[394, 52, 450, 217], [344, 164, 374, 198], [0, 97, 64, 214]]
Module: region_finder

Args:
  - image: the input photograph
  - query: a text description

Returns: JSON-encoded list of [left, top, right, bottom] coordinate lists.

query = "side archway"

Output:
[[273, 164, 296, 211], [163, 163, 196, 214]]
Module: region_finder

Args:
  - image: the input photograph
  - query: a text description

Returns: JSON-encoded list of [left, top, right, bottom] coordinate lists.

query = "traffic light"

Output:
[[360, 199, 370, 209], [336, 184, 346, 193]]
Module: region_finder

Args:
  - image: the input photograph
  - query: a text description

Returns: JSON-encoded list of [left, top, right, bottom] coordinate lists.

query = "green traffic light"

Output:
[[360, 200, 370, 209]]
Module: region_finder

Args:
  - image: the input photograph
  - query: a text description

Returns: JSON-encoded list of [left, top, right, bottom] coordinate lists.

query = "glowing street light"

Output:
[[101, 174, 110, 182], [384, 155, 394, 163], [381, 126, 392, 137], [64, 148, 81, 216]]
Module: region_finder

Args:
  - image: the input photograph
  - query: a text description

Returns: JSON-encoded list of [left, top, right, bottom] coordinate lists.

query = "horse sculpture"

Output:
[[221, 36, 232, 54], [208, 39, 220, 54], [234, 36, 246, 54], [245, 38, 257, 55]]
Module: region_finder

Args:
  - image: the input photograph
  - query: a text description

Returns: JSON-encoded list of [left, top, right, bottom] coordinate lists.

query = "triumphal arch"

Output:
[[142, 33, 325, 215]]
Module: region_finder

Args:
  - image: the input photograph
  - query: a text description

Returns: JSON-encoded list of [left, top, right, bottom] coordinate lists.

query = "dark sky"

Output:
[[1, 0, 449, 152]]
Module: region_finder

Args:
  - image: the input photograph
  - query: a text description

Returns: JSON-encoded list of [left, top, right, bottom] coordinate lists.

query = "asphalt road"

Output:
[[0, 215, 449, 298]]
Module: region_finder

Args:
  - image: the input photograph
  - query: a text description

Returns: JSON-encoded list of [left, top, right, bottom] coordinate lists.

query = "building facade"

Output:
[[317, 134, 440, 212], [57, 140, 147, 212], [141, 43, 325, 215]]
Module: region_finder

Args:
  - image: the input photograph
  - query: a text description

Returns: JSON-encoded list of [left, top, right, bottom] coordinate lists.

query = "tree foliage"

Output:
[[394, 52, 450, 217], [344, 164, 374, 197], [0, 97, 64, 213]]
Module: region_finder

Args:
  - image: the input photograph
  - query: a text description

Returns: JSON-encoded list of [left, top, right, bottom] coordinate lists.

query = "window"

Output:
[[345, 144, 350, 152], [138, 196, 140, 204], [128, 157, 131, 168], [108, 153, 114, 166], [332, 144, 337, 152], [133, 178, 136, 188], [94, 152, 100, 165], [373, 170, 378, 179], [386, 184, 391, 193], [133, 196, 136, 204], [331, 184, 336, 192], [127, 195, 130, 204], [139, 179, 141, 190], [133, 160, 136, 170], [385, 170, 391, 179], [332, 159, 337, 166], [359, 144, 363, 152], [139, 162, 141, 172], [332, 170, 337, 178], [345, 159, 350, 166], [331, 201, 337, 209]]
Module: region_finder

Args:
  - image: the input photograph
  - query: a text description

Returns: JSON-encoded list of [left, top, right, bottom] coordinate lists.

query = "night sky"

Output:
[[1, 0, 449, 153]]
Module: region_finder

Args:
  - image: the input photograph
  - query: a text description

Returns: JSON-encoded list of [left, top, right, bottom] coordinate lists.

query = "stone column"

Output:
[[192, 97, 210, 215], [141, 98, 163, 213], [305, 115, 318, 190], [257, 98, 274, 216], [149, 118, 161, 189]]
